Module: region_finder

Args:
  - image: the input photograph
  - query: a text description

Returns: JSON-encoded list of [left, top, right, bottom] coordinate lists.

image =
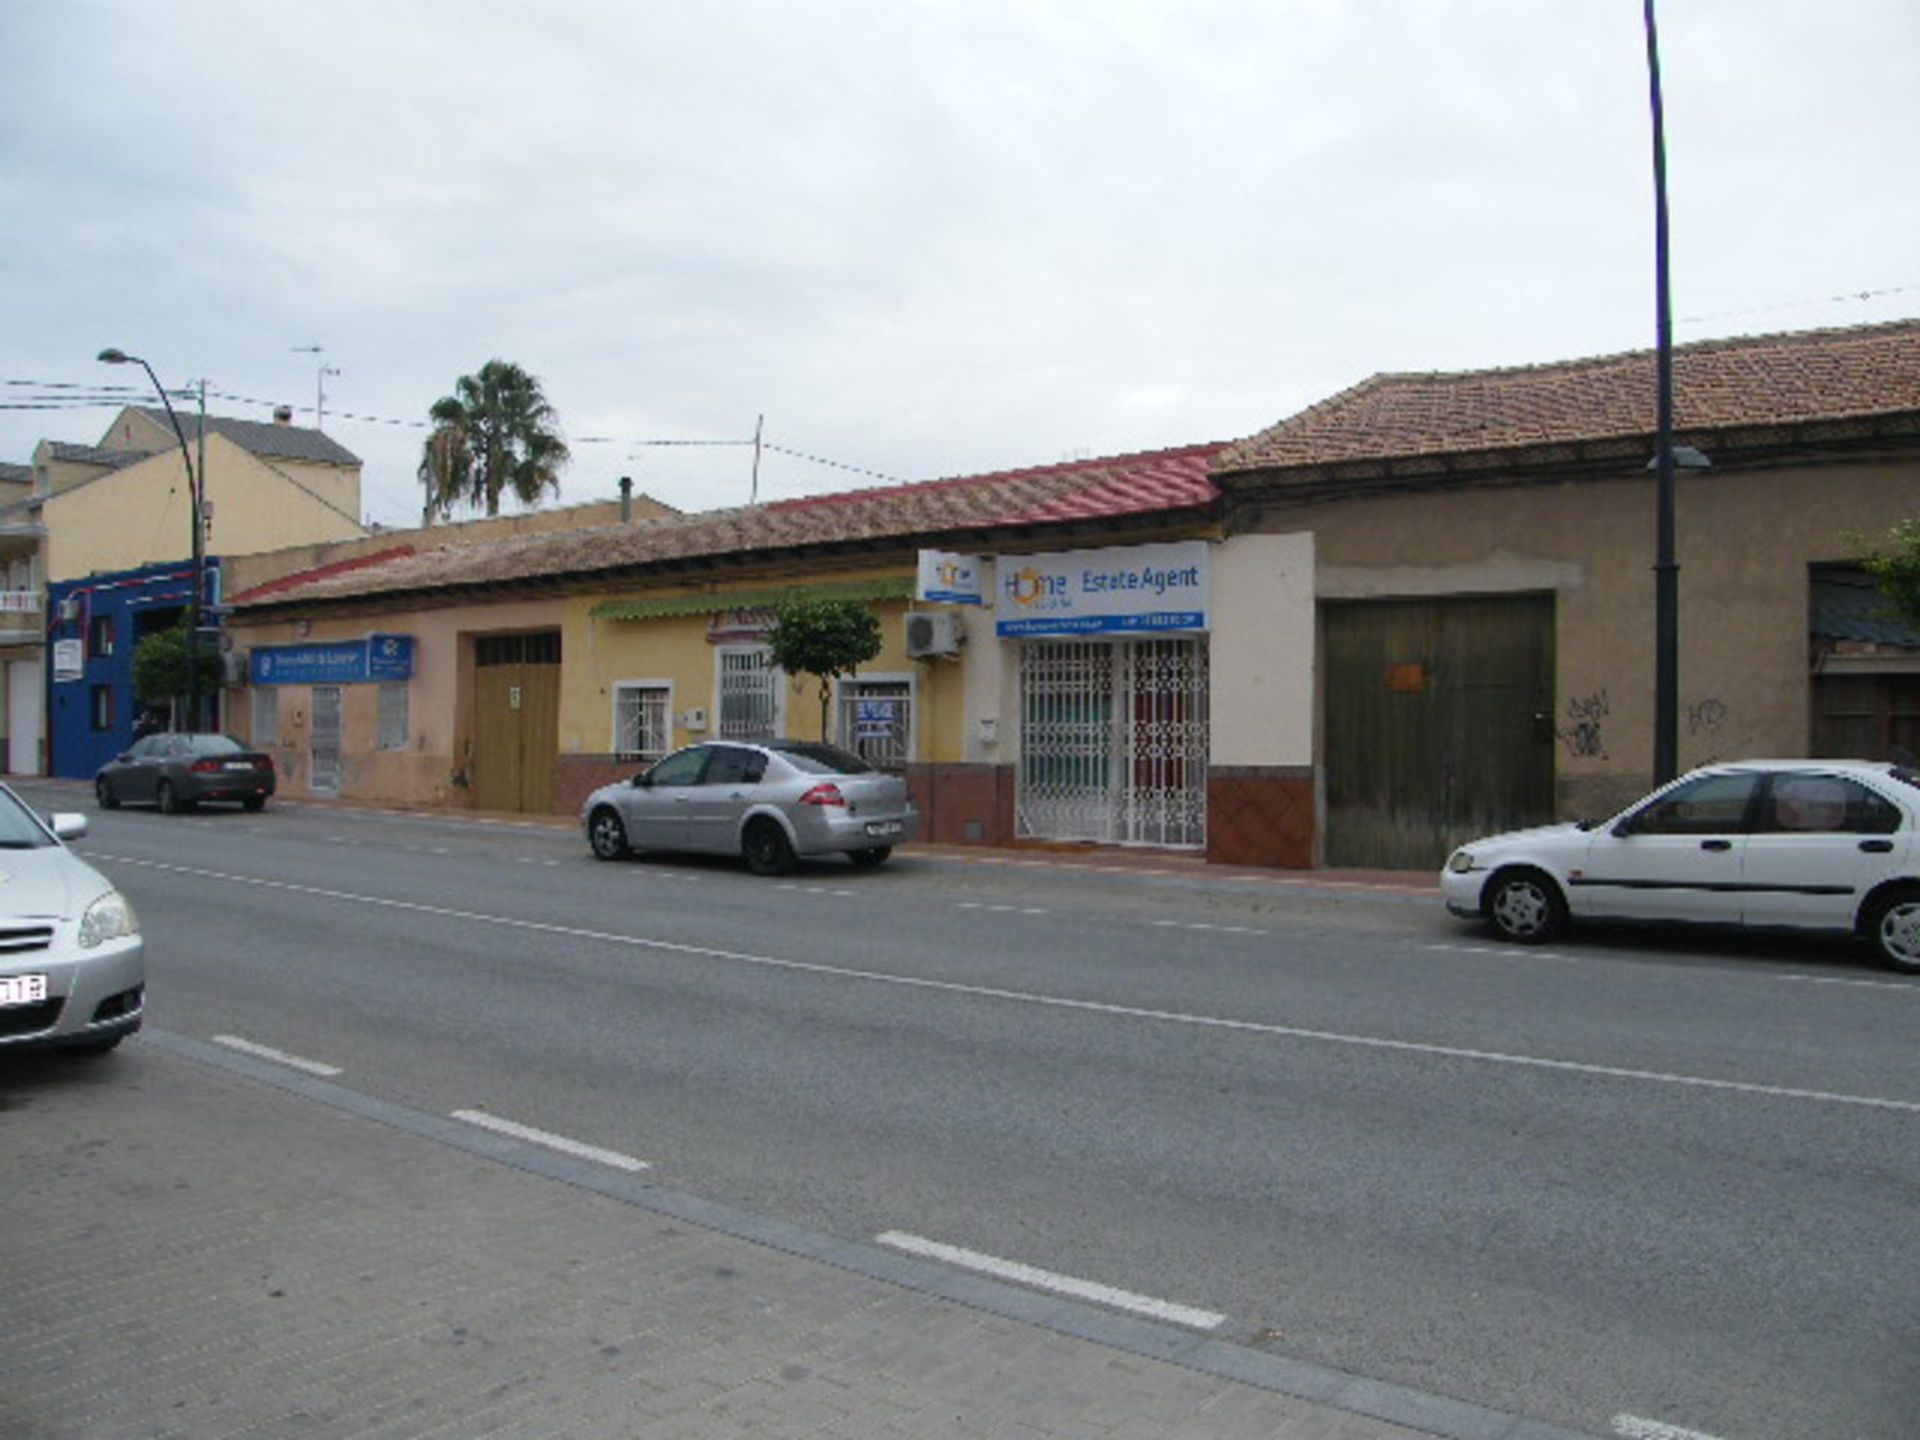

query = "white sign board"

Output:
[[995, 540, 1209, 637], [52, 638, 83, 682], [916, 550, 985, 605]]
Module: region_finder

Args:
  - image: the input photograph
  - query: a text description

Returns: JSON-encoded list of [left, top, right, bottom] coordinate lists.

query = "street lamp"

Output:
[[1643, 0, 1681, 787], [97, 348, 205, 731]]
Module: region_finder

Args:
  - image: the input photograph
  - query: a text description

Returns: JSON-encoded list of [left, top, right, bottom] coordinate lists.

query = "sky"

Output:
[[3, 0, 1915, 531]]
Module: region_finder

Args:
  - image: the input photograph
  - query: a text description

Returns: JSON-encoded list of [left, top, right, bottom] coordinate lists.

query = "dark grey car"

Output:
[[582, 740, 918, 874], [95, 733, 277, 814]]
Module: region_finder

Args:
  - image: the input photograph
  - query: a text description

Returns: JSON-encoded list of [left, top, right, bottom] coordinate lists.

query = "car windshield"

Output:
[[185, 735, 247, 756], [0, 787, 55, 849], [767, 742, 875, 775]]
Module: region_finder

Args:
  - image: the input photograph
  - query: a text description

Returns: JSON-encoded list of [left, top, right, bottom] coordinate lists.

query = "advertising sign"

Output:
[[52, 639, 83, 682], [995, 540, 1209, 637], [916, 550, 985, 606], [251, 633, 416, 686]]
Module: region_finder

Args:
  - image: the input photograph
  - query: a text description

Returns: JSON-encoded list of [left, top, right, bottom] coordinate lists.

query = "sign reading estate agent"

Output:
[[995, 540, 1209, 637]]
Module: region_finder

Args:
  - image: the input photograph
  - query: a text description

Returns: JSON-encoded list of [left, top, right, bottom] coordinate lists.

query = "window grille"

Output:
[[613, 683, 671, 761], [837, 679, 912, 770], [252, 687, 279, 747], [718, 648, 778, 739], [376, 683, 409, 750]]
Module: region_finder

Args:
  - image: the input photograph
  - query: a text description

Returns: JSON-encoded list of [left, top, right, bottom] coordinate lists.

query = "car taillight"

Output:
[[189, 759, 222, 773], [798, 782, 846, 807]]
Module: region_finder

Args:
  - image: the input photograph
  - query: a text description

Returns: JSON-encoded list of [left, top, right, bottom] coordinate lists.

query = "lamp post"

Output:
[[1643, 0, 1683, 787], [97, 348, 204, 731]]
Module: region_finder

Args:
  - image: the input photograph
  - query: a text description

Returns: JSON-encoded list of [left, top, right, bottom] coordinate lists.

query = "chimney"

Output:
[[273, 405, 294, 425], [619, 475, 633, 522]]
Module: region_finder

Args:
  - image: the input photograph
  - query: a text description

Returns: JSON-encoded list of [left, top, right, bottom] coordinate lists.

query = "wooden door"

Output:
[[471, 633, 561, 813]]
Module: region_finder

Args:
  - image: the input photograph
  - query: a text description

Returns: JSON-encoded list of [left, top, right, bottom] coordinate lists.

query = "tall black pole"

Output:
[[97, 350, 202, 731], [1645, 0, 1679, 786]]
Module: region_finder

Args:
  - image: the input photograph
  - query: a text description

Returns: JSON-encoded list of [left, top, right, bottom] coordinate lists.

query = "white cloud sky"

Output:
[[3, 0, 1915, 528]]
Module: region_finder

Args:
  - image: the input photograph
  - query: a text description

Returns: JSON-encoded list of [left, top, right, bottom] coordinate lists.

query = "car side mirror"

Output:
[[631, 773, 651, 788], [1612, 813, 1643, 838], [114, 752, 133, 763], [49, 813, 87, 842]]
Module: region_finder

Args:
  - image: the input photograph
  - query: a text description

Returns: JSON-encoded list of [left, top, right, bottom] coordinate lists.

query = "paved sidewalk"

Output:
[[1, 1035, 1564, 1440]]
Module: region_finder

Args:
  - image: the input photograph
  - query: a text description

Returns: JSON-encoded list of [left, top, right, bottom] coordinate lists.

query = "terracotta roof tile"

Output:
[[1216, 319, 1920, 474], [233, 442, 1225, 611]]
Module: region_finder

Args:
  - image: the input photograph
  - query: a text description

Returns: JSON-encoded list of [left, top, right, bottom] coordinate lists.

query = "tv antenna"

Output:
[[291, 344, 342, 431]]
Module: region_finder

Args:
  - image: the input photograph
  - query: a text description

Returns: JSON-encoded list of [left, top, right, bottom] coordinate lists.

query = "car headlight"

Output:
[[79, 889, 140, 948], [1446, 850, 1476, 874]]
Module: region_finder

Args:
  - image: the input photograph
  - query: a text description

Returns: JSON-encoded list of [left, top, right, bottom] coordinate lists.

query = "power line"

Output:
[[1679, 280, 1919, 326]]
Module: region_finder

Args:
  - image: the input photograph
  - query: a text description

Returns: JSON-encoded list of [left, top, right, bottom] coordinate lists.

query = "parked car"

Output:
[[95, 733, 276, 814], [0, 785, 144, 1056], [1441, 759, 1920, 972], [583, 739, 918, 874]]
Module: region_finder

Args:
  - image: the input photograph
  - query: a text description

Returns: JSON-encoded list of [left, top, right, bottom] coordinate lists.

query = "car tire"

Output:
[[848, 846, 892, 868], [1484, 868, 1567, 944], [1864, 888, 1920, 973], [156, 781, 183, 815], [588, 807, 630, 861], [742, 819, 797, 876], [95, 777, 120, 810], [243, 796, 267, 813]]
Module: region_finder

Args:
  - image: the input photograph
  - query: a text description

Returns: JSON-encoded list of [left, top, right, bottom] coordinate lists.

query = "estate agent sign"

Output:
[[994, 540, 1209, 637], [250, 633, 416, 686]]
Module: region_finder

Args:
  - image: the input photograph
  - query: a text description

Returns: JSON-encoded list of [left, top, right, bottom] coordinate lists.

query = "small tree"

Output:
[[131, 620, 221, 726], [1857, 519, 1920, 630], [764, 595, 882, 740]]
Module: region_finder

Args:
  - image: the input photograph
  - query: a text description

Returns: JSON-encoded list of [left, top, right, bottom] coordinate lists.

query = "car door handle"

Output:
[[1700, 839, 1733, 852], [1860, 839, 1895, 853]]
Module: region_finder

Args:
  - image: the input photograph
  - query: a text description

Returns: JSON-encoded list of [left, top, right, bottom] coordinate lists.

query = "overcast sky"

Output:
[[4, 1, 1915, 530]]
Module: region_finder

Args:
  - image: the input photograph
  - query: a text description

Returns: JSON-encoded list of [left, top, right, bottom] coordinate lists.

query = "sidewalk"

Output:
[[1, 1032, 1579, 1440]]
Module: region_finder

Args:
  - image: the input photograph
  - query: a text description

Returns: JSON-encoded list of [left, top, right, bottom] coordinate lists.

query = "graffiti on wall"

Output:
[[1561, 690, 1610, 759]]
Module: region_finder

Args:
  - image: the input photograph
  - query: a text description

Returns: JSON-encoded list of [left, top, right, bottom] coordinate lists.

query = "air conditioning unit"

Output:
[[56, 597, 80, 622], [905, 610, 966, 659]]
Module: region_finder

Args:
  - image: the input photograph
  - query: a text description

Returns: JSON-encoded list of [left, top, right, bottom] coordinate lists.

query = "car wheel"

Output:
[[1865, 888, 1920, 973], [848, 846, 892, 868], [742, 819, 797, 876], [588, 807, 630, 861], [243, 796, 267, 813], [95, 777, 120, 810], [1485, 868, 1567, 944], [156, 781, 183, 815]]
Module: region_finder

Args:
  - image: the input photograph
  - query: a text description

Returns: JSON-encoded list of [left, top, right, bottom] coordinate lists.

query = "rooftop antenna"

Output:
[[291, 344, 342, 431]]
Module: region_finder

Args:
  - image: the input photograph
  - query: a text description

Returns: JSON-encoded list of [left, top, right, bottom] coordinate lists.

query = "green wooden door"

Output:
[[1324, 595, 1556, 869]]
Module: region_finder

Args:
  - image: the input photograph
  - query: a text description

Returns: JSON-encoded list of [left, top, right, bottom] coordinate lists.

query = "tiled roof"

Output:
[[1216, 319, 1920, 475], [0, 464, 31, 485], [47, 442, 149, 472], [231, 442, 1225, 610], [131, 408, 361, 466]]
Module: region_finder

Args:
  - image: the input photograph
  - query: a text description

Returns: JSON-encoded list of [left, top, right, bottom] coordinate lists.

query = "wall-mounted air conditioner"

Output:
[[56, 597, 80, 622], [905, 611, 966, 659]]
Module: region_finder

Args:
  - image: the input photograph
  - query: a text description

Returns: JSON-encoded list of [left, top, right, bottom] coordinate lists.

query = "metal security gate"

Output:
[[1018, 638, 1208, 847]]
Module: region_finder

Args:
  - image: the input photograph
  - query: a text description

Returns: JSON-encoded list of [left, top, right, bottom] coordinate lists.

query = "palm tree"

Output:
[[419, 360, 570, 519]]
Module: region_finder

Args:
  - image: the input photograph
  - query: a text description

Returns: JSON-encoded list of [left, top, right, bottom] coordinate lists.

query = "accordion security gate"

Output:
[[1017, 637, 1209, 848]]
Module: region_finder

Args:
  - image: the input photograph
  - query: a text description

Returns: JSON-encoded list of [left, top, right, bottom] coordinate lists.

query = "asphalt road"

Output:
[[29, 780, 1919, 1440]]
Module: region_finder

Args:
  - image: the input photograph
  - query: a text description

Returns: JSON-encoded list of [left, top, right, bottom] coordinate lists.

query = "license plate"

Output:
[[0, 974, 48, 1007], [865, 821, 902, 837], [224, 761, 255, 771]]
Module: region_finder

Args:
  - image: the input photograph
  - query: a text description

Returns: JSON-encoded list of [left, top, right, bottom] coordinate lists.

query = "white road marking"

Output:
[[212, 1034, 342, 1077], [105, 856, 1920, 1116], [451, 1110, 649, 1172], [1612, 1414, 1730, 1440], [1776, 972, 1918, 991], [1152, 920, 1266, 936], [956, 901, 1048, 915], [877, 1231, 1225, 1330], [1426, 942, 1579, 963]]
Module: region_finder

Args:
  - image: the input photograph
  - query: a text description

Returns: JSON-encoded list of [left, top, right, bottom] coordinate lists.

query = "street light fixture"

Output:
[[97, 348, 206, 731], [1643, 0, 1683, 787]]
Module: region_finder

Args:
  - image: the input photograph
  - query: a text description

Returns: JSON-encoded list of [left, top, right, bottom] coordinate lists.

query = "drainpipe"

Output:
[[619, 475, 632, 522]]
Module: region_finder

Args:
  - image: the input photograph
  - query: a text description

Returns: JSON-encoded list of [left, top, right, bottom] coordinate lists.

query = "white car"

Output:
[[0, 785, 145, 1055], [1441, 760, 1920, 972]]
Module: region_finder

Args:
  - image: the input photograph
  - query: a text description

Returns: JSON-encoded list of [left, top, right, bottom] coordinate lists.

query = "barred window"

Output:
[[836, 678, 913, 771], [717, 647, 778, 739], [377, 683, 409, 750], [252, 686, 279, 746], [613, 682, 671, 761]]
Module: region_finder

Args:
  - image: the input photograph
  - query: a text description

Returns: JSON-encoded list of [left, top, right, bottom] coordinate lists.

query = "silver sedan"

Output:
[[582, 740, 919, 874]]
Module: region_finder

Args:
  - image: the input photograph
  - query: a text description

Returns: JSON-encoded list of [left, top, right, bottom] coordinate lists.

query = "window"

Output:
[[89, 614, 114, 657], [252, 687, 279, 747], [1633, 773, 1761, 835], [612, 682, 671, 762], [377, 683, 409, 750], [836, 677, 913, 771], [701, 746, 766, 786], [1764, 774, 1901, 835], [717, 647, 778, 739], [645, 747, 707, 787], [89, 685, 113, 732]]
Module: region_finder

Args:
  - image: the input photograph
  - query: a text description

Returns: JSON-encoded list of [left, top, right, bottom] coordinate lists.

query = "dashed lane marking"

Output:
[[1612, 1414, 1730, 1440], [212, 1034, 342, 1077], [452, 1110, 649, 1172], [878, 1231, 1225, 1330]]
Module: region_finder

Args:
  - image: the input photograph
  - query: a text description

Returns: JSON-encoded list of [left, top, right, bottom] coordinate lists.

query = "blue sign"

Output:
[[995, 541, 1210, 638], [252, 634, 415, 686]]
